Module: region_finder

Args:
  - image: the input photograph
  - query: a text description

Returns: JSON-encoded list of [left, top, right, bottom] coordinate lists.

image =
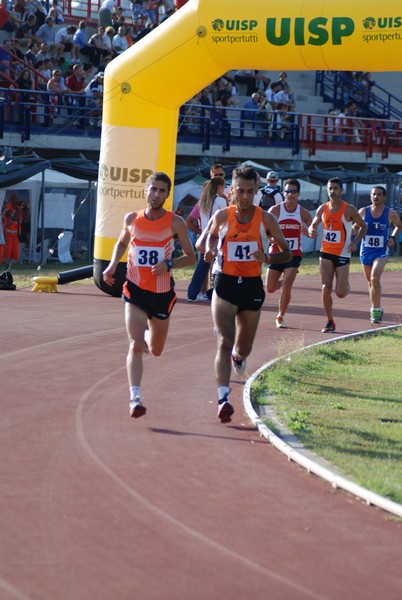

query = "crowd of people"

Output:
[[97, 164, 401, 424], [0, 0, 184, 127]]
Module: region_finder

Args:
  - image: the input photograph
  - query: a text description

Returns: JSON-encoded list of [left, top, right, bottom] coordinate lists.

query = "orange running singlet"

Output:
[[126, 210, 174, 293], [320, 201, 352, 258], [215, 205, 269, 277]]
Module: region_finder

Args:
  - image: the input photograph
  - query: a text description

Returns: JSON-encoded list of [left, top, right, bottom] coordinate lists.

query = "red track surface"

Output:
[[1, 272, 401, 600]]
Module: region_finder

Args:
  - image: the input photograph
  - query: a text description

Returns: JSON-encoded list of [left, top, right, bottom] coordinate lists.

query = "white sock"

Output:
[[130, 386, 141, 401], [218, 386, 230, 402]]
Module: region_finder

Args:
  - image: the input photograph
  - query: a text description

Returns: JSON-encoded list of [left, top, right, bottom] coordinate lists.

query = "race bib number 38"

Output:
[[133, 246, 165, 266], [227, 241, 258, 261]]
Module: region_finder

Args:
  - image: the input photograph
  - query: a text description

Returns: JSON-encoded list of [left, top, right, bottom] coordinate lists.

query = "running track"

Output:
[[1, 272, 401, 600]]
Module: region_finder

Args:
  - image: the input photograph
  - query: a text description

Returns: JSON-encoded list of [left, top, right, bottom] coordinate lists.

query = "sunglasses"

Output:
[[284, 189, 298, 194]]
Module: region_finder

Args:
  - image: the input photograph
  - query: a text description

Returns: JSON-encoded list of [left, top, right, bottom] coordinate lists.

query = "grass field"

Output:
[[252, 329, 402, 505]]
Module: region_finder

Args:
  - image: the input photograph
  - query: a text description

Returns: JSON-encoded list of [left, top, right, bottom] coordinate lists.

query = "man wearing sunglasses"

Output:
[[266, 179, 312, 328]]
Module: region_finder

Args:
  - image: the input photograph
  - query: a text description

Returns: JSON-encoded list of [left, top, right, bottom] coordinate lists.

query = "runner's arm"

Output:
[[263, 212, 292, 264], [102, 212, 134, 285], [387, 210, 402, 248], [348, 206, 367, 252]]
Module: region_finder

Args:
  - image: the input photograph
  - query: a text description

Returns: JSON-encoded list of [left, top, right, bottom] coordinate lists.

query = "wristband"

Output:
[[389, 235, 396, 243]]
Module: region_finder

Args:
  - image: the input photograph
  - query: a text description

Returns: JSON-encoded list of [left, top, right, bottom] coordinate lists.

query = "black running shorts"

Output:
[[213, 272, 265, 312], [123, 280, 177, 320]]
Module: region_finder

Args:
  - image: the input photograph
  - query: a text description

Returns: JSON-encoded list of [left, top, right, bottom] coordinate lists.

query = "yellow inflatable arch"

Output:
[[94, 0, 401, 295]]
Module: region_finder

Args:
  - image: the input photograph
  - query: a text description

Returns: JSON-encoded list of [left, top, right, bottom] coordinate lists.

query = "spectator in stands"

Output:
[[88, 26, 114, 64], [234, 69, 269, 95], [275, 83, 296, 112], [9, 38, 25, 62], [112, 25, 128, 54], [243, 92, 266, 134], [334, 106, 347, 142], [36, 16, 64, 59], [55, 25, 80, 63], [273, 71, 288, 90], [99, 0, 115, 29], [74, 21, 103, 67], [16, 14, 42, 48], [131, 0, 148, 26], [47, 68, 66, 121], [345, 101, 363, 143], [82, 62, 95, 85], [66, 63, 86, 128], [41, 58, 54, 81], [85, 70, 103, 126], [0, 2, 20, 33], [159, 0, 175, 22], [34, 59, 48, 89], [48, 0, 64, 24], [35, 42, 51, 63], [199, 86, 212, 117], [0, 39, 12, 74], [13, 0, 25, 20], [143, 0, 156, 24], [24, 41, 39, 66], [34, 1, 48, 28], [102, 25, 117, 56], [124, 25, 135, 47], [264, 81, 280, 110]]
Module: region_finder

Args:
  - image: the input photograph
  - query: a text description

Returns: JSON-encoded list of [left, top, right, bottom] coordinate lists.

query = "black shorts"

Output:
[[319, 252, 350, 268], [123, 280, 176, 320], [268, 255, 302, 272], [213, 272, 265, 312]]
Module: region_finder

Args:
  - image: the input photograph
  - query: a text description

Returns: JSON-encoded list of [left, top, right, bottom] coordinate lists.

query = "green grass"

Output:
[[252, 329, 402, 504]]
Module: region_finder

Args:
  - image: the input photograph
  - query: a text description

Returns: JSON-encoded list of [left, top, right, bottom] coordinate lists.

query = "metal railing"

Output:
[[1, 91, 402, 159], [316, 71, 402, 120]]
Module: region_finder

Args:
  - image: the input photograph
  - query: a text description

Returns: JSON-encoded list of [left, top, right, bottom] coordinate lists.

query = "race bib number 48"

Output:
[[133, 246, 165, 266], [365, 235, 384, 248], [227, 241, 258, 261]]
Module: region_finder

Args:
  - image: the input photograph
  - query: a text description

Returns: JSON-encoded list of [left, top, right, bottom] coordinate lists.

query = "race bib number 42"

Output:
[[133, 246, 165, 266], [227, 241, 258, 261], [323, 229, 341, 244]]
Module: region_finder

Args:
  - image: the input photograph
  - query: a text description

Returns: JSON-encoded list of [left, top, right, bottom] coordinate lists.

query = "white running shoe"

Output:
[[196, 293, 210, 302], [231, 354, 247, 376]]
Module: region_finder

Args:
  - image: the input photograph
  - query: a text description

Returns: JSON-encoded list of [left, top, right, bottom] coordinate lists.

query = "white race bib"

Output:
[[227, 241, 258, 261], [133, 245, 165, 266], [286, 237, 299, 251], [364, 235, 384, 248], [323, 229, 341, 244]]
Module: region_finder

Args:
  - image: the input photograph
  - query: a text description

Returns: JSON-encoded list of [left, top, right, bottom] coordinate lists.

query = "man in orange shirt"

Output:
[[102, 172, 195, 418], [204, 165, 291, 423], [309, 177, 367, 333]]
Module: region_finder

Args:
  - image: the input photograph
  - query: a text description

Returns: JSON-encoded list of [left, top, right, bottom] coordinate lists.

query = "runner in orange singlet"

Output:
[[309, 177, 367, 333], [204, 165, 291, 423], [103, 172, 196, 419]]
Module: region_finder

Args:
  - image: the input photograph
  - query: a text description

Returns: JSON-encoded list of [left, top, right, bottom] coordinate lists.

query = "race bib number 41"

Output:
[[133, 246, 165, 266], [227, 241, 258, 261]]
